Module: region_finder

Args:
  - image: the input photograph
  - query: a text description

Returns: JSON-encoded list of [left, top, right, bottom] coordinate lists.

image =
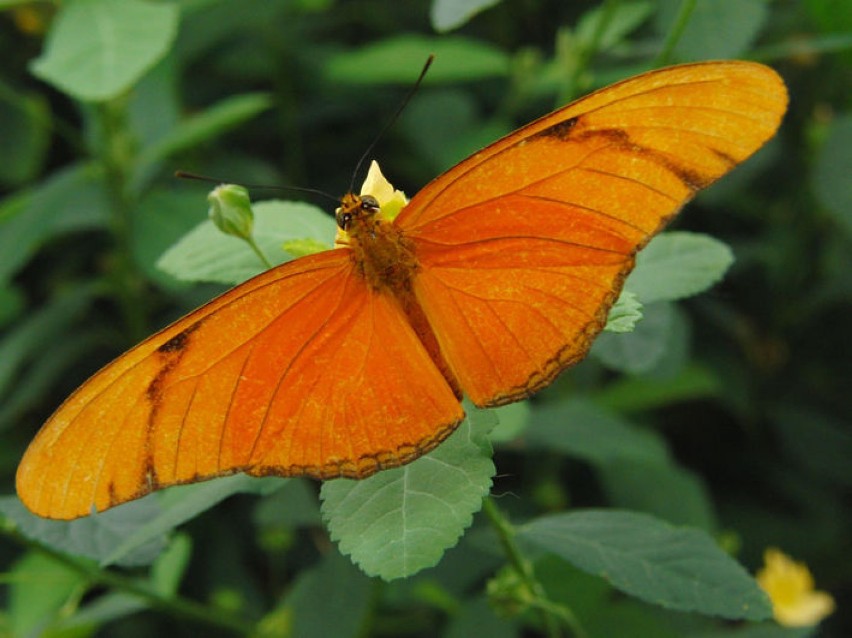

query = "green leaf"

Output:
[[53, 592, 147, 633], [640, 303, 690, 379], [582, 598, 683, 638], [599, 460, 717, 530], [326, 35, 509, 84], [689, 622, 816, 638], [806, 0, 852, 34], [132, 92, 273, 190], [445, 596, 517, 638], [591, 302, 675, 374], [30, 0, 179, 101], [524, 399, 670, 467], [0, 285, 25, 329], [654, 0, 769, 60], [605, 290, 643, 333], [8, 551, 88, 637], [0, 329, 105, 429], [283, 552, 373, 638], [522, 366, 715, 533], [0, 86, 50, 185], [534, 558, 611, 622], [519, 510, 772, 620], [127, 52, 180, 147], [253, 478, 323, 529], [400, 89, 480, 172], [320, 408, 495, 580], [576, 1, 654, 51], [812, 113, 852, 237], [626, 232, 734, 304], [0, 289, 94, 403], [489, 401, 531, 443], [0, 163, 109, 282], [156, 200, 335, 285], [430, 0, 501, 33], [0, 476, 281, 571], [101, 474, 284, 567], [593, 363, 721, 413], [132, 189, 213, 288], [0, 496, 167, 568], [150, 533, 191, 596]]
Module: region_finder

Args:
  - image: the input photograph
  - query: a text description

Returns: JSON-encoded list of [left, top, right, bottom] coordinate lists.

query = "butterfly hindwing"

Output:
[[16, 250, 463, 519]]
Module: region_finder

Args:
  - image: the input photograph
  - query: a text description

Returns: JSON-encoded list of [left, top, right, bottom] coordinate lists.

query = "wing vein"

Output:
[[250, 268, 355, 465], [416, 233, 628, 254]]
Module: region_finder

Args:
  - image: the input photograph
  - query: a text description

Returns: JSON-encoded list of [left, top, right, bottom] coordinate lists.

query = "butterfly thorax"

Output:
[[336, 193, 419, 293]]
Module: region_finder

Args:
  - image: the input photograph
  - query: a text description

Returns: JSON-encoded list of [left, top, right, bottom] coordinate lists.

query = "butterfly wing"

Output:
[[397, 61, 788, 406], [17, 249, 463, 519]]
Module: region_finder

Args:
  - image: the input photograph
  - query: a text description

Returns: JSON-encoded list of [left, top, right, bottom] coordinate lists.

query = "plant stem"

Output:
[[95, 99, 149, 344], [2, 524, 254, 635], [654, 0, 696, 66], [246, 235, 274, 270], [557, 0, 619, 105], [482, 498, 588, 638]]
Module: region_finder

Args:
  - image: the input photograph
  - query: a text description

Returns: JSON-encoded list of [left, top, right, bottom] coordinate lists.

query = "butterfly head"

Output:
[[336, 193, 381, 232], [335, 190, 418, 293]]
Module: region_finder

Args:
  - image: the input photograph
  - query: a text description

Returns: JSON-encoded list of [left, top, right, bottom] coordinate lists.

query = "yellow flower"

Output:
[[358, 160, 408, 220], [756, 548, 835, 627], [335, 161, 408, 245]]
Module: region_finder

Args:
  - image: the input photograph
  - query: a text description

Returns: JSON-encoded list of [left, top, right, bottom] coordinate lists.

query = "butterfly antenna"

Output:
[[175, 170, 339, 204], [347, 54, 435, 194]]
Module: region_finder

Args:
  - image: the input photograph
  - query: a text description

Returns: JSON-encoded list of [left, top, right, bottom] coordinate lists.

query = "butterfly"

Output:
[[17, 61, 788, 519]]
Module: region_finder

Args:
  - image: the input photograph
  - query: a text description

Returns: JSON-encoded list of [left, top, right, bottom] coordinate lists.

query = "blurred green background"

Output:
[[0, 0, 850, 636]]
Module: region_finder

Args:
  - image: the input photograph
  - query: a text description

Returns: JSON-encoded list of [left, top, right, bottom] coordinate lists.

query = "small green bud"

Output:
[[208, 184, 254, 240]]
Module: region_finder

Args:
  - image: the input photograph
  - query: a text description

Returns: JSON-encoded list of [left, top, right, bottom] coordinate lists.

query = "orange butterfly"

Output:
[[17, 61, 787, 519]]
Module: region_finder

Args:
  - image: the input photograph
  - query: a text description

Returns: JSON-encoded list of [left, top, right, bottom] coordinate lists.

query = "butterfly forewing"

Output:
[[398, 61, 787, 406]]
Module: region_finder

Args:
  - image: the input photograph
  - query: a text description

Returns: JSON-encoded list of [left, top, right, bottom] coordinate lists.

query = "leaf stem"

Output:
[[1, 523, 253, 635], [246, 235, 274, 270], [482, 498, 588, 638]]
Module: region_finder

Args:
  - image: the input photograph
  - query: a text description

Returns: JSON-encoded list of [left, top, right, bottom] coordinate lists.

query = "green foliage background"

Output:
[[0, 0, 850, 636]]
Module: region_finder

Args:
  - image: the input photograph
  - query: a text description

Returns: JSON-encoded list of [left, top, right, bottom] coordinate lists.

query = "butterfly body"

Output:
[[336, 191, 462, 398], [17, 61, 788, 519], [338, 193, 419, 294]]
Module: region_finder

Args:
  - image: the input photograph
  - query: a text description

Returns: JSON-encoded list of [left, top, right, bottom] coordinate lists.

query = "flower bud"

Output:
[[208, 184, 254, 240]]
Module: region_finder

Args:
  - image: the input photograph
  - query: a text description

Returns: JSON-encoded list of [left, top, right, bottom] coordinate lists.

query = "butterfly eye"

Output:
[[360, 195, 380, 213], [337, 211, 353, 230]]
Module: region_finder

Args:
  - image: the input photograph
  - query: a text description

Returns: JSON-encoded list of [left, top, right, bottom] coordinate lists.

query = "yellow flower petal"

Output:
[[774, 590, 835, 627], [360, 161, 408, 220], [756, 548, 835, 627]]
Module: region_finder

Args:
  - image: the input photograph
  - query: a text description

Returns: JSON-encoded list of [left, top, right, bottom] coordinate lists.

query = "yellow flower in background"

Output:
[[756, 548, 835, 627], [13, 5, 53, 36]]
